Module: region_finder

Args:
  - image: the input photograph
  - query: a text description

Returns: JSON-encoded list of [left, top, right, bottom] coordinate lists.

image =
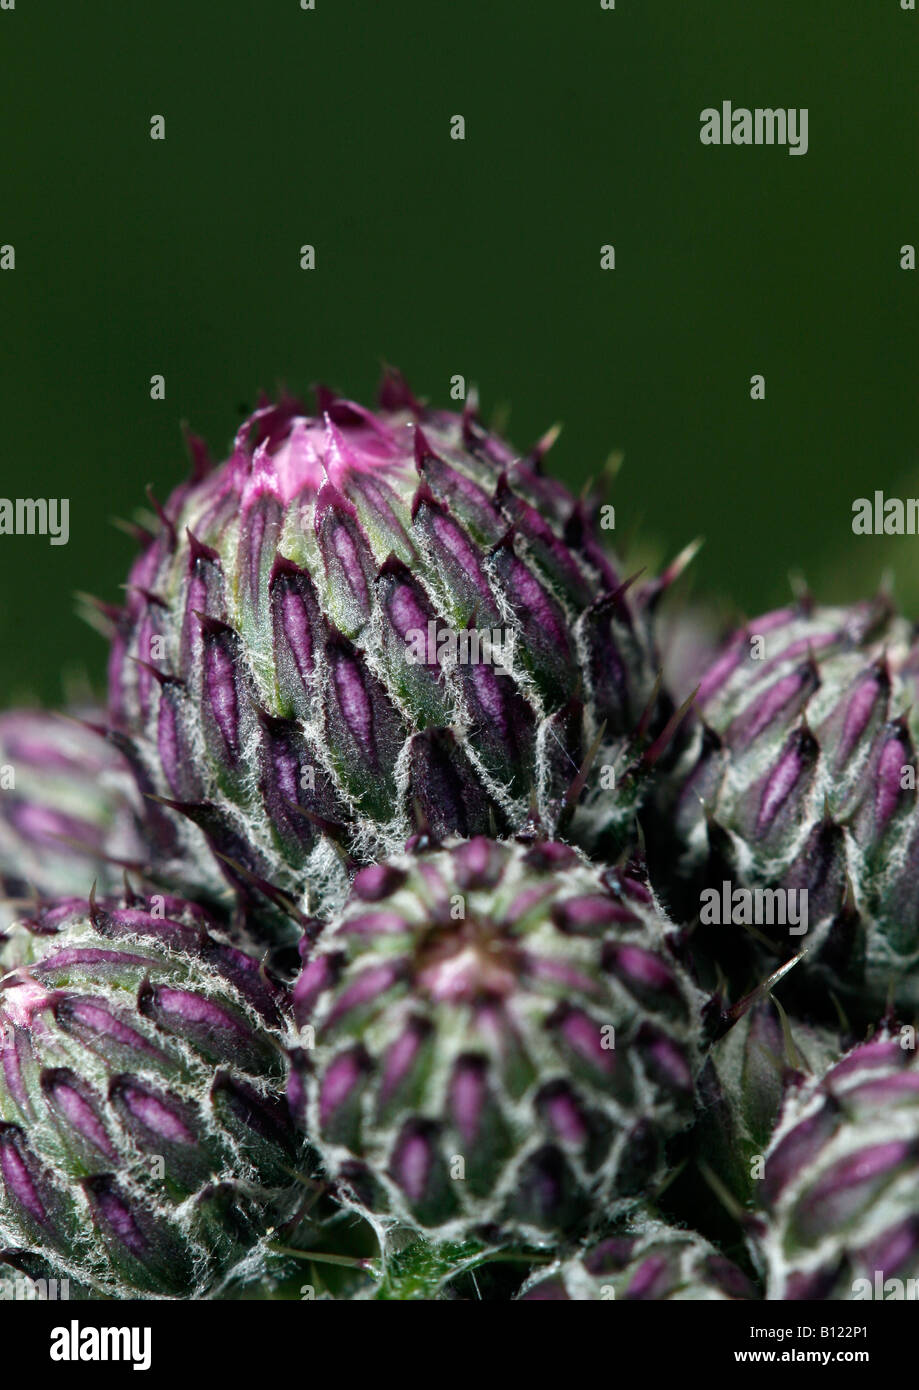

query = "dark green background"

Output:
[[1, 0, 916, 704]]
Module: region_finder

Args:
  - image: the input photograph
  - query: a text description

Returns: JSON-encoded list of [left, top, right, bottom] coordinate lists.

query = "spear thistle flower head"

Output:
[[106, 375, 688, 939], [288, 835, 704, 1244], [0, 892, 303, 1297], [665, 594, 919, 1011], [756, 1029, 919, 1300], [0, 708, 147, 903]]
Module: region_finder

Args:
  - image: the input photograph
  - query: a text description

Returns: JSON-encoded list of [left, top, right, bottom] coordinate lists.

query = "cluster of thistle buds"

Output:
[[1, 370, 917, 1300]]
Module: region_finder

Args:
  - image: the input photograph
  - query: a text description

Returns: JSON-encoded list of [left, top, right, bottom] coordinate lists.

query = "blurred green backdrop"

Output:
[[0, 0, 916, 704]]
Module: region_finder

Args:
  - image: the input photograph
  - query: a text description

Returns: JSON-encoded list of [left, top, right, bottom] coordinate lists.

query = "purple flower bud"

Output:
[[669, 597, 919, 1009], [761, 1030, 919, 1299], [290, 836, 701, 1240], [109, 378, 669, 942], [0, 894, 302, 1297]]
